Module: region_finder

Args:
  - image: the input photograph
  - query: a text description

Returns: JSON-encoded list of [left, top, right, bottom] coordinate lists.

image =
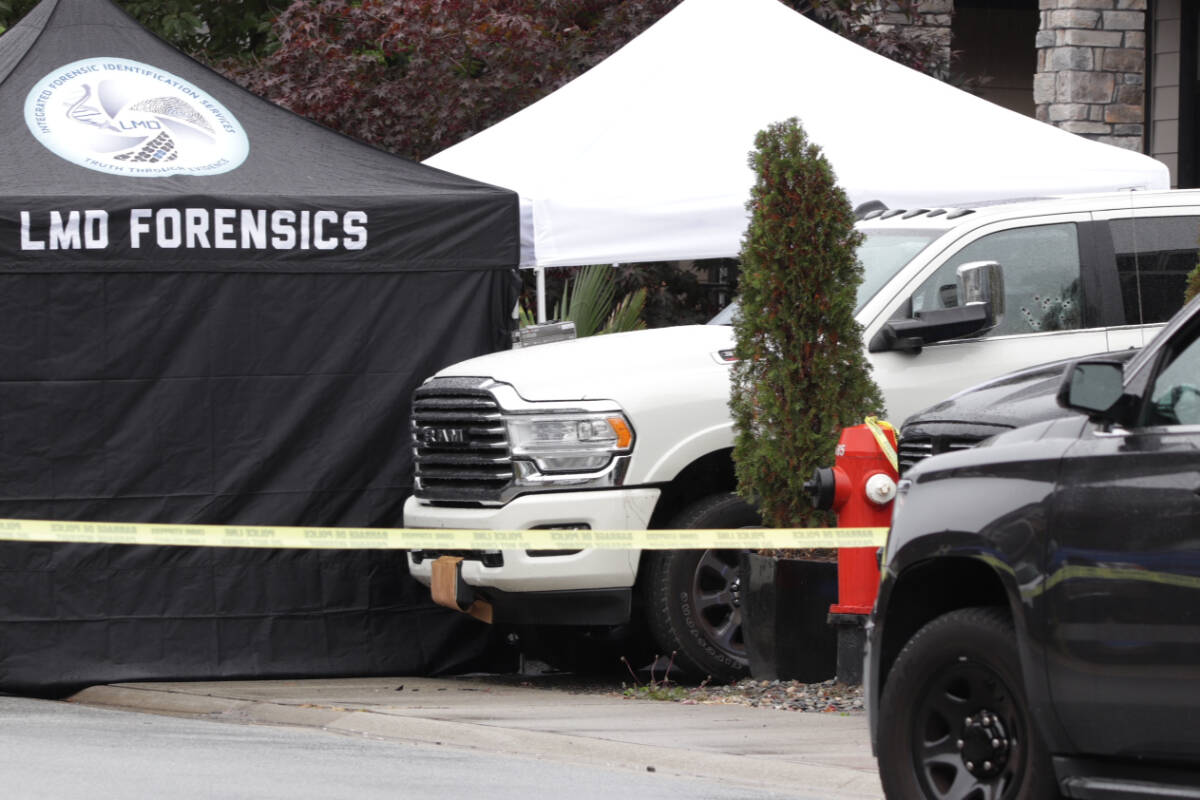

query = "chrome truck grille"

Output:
[[411, 377, 513, 503]]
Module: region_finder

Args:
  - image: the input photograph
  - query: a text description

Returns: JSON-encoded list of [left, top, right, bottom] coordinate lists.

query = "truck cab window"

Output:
[[909, 222, 1083, 337], [1109, 216, 1199, 326]]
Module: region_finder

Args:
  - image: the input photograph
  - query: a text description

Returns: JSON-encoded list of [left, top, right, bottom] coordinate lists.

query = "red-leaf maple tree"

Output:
[[0, 1, 949, 161], [223, 0, 946, 161], [225, 1, 679, 161]]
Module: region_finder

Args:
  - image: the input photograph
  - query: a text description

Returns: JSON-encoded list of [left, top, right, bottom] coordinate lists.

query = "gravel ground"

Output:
[[663, 678, 864, 713], [472, 669, 865, 714]]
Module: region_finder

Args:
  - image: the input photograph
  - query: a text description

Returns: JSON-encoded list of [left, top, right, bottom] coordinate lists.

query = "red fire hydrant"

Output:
[[804, 418, 898, 682], [806, 418, 898, 612]]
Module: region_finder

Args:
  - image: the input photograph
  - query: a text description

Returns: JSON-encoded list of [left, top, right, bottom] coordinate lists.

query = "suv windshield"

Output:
[[707, 227, 943, 324]]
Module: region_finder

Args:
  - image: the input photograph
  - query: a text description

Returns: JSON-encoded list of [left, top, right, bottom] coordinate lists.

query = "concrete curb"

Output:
[[70, 678, 882, 798]]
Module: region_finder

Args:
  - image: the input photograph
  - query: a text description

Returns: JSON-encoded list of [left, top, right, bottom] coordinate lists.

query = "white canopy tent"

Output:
[[426, 0, 1168, 279]]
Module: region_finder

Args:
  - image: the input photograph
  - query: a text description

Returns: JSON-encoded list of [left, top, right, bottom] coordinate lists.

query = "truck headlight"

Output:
[[507, 413, 634, 473]]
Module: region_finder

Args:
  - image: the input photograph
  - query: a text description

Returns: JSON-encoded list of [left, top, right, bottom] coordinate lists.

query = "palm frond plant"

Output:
[[602, 286, 648, 334], [522, 264, 646, 336]]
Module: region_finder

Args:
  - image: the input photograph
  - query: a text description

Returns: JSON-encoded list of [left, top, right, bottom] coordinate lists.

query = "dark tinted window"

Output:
[[1109, 216, 1198, 326]]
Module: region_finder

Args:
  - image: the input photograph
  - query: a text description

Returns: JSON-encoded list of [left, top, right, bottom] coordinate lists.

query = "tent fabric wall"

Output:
[[0, 268, 515, 526], [0, 0, 521, 691], [0, 542, 513, 696], [426, 0, 1171, 268]]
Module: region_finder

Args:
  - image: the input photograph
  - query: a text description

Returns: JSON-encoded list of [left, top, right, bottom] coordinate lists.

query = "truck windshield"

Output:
[[856, 228, 942, 310], [707, 228, 943, 324]]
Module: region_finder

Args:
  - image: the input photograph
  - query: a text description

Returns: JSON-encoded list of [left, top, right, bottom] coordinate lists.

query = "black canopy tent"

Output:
[[0, 0, 519, 692]]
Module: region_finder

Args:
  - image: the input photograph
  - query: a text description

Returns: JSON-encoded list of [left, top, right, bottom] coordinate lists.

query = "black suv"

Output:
[[896, 347, 1141, 474], [867, 294, 1200, 798]]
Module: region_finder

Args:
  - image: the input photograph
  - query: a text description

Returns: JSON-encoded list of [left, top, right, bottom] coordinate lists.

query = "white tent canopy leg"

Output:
[[537, 265, 546, 323]]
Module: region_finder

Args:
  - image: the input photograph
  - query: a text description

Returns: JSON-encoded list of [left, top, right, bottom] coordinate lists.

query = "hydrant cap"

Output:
[[805, 466, 837, 510], [865, 472, 898, 505]]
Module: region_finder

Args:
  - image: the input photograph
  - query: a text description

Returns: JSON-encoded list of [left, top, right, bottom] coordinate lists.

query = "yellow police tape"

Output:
[[0, 518, 887, 550]]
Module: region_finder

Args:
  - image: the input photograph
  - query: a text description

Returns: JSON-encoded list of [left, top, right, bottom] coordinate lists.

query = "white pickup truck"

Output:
[[405, 190, 1200, 680]]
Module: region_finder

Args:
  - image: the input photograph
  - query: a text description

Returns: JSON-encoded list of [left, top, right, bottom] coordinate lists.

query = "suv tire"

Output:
[[877, 606, 1057, 800]]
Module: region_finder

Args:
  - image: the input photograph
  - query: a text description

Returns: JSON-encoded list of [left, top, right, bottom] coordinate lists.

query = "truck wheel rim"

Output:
[[911, 658, 1025, 799], [689, 549, 746, 664]]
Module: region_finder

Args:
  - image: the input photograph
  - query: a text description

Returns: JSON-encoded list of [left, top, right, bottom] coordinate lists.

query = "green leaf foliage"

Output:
[[602, 286, 648, 334], [730, 117, 883, 528], [120, 1, 280, 59], [555, 264, 619, 338], [0, 0, 37, 29], [535, 265, 646, 337], [0, 1, 280, 60], [523, 262, 716, 329], [1187, 237, 1200, 306]]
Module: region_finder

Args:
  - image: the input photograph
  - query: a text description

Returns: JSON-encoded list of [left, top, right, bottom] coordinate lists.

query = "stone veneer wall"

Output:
[[873, 1, 954, 76], [1034, 0, 1147, 151]]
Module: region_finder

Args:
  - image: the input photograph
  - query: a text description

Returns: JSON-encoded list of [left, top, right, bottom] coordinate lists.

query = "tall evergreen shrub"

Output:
[[730, 118, 883, 527], [1186, 253, 1200, 306]]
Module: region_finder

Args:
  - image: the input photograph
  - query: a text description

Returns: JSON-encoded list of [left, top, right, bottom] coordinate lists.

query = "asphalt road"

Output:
[[0, 695, 820, 799]]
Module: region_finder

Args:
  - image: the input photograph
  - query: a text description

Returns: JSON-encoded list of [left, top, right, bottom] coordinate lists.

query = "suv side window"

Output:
[[909, 222, 1083, 338], [1145, 328, 1200, 426], [1109, 216, 1199, 326]]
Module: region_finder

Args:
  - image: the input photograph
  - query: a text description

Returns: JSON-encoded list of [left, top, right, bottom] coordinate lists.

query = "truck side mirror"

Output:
[[1056, 359, 1129, 424], [869, 261, 1005, 353], [957, 260, 1005, 315]]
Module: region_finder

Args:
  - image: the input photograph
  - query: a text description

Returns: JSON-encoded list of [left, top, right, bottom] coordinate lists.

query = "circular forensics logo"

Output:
[[24, 57, 249, 177]]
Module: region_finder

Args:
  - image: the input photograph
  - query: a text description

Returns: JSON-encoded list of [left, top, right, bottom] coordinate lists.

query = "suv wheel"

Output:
[[645, 493, 759, 683], [877, 606, 1057, 800]]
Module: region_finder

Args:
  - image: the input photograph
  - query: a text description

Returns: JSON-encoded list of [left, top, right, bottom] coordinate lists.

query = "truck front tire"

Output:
[[645, 493, 759, 683]]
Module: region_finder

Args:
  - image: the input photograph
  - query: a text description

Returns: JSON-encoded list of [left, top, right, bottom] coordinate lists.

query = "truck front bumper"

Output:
[[403, 487, 660, 593], [404, 488, 660, 625]]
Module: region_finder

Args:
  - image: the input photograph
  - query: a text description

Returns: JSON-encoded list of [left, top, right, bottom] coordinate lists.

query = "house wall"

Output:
[[876, 0, 954, 64], [1150, 0, 1183, 185], [883, 2, 1190, 176], [1033, 0, 1147, 152]]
